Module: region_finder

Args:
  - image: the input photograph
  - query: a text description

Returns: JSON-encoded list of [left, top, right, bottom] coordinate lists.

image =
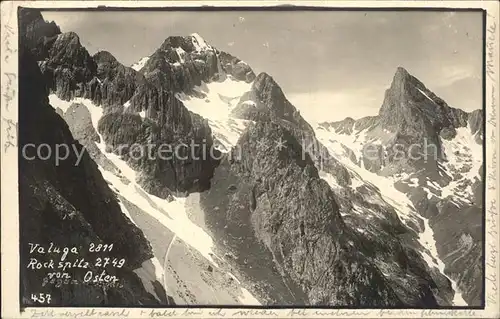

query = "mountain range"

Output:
[[18, 7, 483, 307]]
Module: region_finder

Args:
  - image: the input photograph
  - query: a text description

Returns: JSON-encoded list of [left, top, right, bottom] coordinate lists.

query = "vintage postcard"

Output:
[[1, 1, 499, 318]]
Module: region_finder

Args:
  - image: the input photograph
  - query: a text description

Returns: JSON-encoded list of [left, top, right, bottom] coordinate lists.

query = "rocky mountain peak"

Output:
[[379, 67, 470, 139], [54, 31, 81, 46], [18, 7, 45, 25], [18, 7, 60, 35], [18, 8, 61, 60], [390, 66, 422, 98], [230, 72, 316, 135], [381, 67, 427, 114], [49, 31, 95, 67], [190, 33, 212, 50], [393, 66, 411, 82], [159, 33, 212, 53], [93, 50, 118, 64], [160, 35, 196, 52], [232, 72, 295, 121], [249, 73, 307, 124], [252, 72, 276, 91], [318, 117, 357, 135], [137, 33, 256, 95]]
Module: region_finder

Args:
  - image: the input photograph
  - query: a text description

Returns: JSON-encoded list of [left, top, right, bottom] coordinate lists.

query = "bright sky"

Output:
[[41, 9, 483, 123]]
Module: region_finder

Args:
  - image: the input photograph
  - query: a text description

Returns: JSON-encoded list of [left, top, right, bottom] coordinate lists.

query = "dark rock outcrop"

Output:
[[92, 50, 147, 107], [218, 51, 256, 82], [233, 72, 351, 186], [201, 121, 451, 306], [41, 32, 98, 101], [377, 67, 470, 172], [431, 202, 483, 305], [97, 85, 219, 198], [19, 46, 172, 306], [139, 35, 255, 95], [18, 7, 61, 60], [19, 9, 98, 101], [469, 109, 484, 144], [19, 10, 221, 199], [141, 36, 220, 94]]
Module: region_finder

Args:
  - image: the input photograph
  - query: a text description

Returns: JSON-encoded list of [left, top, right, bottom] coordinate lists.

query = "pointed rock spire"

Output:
[[379, 67, 434, 119], [393, 66, 411, 82]]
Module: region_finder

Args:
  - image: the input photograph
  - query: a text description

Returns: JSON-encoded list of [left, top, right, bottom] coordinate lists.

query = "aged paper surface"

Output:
[[2, 1, 499, 318]]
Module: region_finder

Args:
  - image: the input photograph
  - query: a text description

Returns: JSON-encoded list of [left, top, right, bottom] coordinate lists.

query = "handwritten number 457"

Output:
[[31, 293, 51, 304]]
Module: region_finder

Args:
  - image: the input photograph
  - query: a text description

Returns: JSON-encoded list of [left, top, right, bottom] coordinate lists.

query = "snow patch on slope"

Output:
[[175, 47, 186, 63], [319, 171, 341, 190], [50, 95, 173, 302], [440, 125, 482, 205], [176, 77, 254, 151], [418, 219, 467, 305], [238, 288, 261, 305], [327, 129, 364, 159], [98, 155, 219, 266], [49, 95, 103, 137], [56, 96, 218, 265], [315, 125, 371, 164], [417, 88, 437, 105], [69, 97, 261, 305], [124, 100, 131, 111], [133, 257, 166, 302], [191, 33, 211, 51], [131, 56, 150, 72], [49, 94, 97, 115], [315, 125, 468, 306]]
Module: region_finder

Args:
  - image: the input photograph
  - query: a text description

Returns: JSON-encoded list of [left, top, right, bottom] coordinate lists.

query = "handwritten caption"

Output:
[[27, 242, 126, 304], [486, 19, 499, 308], [2, 20, 18, 153], [1, 3, 496, 318], [27, 308, 479, 318]]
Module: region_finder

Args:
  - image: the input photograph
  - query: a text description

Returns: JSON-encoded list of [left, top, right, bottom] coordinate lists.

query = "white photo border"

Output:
[[1, 1, 499, 318]]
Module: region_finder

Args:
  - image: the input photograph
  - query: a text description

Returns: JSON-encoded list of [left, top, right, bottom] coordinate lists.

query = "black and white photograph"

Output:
[[1, 1, 499, 317]]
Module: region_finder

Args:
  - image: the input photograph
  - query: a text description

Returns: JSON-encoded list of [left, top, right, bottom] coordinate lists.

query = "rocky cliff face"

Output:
[[233, 72, 352, 187], [379, 68, 470, 136], [139, 34, 255, 95], [196, 68, 459, 306], [18, 45, 172, 306], [18, 7, 482, 307], [91, 50, 147, 108], [18, 7, 60, 59], [39, 31, 98, 101], [20, 8, 219, 199], [316, 67, 484, 306], [200, 120, 455, 306]]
